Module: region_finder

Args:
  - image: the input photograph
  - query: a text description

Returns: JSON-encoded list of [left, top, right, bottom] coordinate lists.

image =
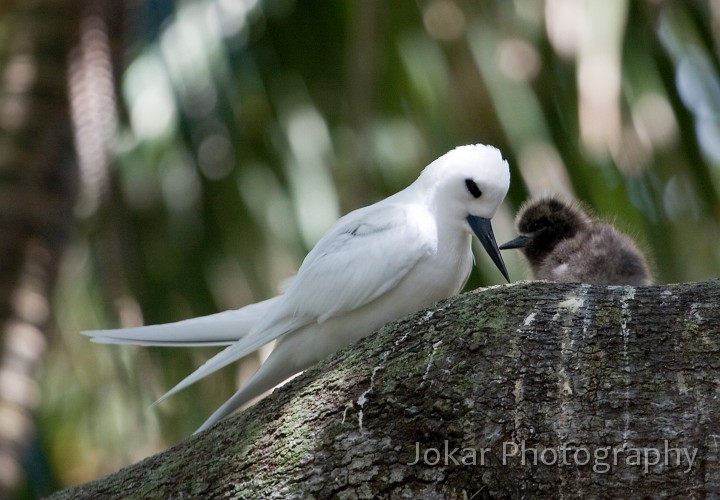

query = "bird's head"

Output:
[[500, 197, 591, 264], [418, 144, 511, 281]]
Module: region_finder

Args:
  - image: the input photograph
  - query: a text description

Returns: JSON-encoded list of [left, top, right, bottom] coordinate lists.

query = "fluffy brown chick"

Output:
[[500, 197, 652, 286]]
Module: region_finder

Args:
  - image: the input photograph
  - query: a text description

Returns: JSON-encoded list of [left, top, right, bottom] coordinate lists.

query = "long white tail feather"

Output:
[[152, 315, 309, 406], [82, 297, 280, 347], [87, 336, 236, 347], [193, 342, 302, 434]]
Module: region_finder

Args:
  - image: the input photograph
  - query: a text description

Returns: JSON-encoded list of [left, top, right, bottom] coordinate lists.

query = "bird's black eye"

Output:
[[529, 216, 551, 232], [465, 179, 482, 198]]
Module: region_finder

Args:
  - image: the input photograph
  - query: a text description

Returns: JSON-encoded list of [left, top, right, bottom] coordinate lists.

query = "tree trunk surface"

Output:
[[49, 280, 720, 499]]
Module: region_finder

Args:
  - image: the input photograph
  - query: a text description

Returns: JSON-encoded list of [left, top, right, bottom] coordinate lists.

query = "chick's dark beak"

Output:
[[466, 215, 510, 282], [499, 235, 530, 250]]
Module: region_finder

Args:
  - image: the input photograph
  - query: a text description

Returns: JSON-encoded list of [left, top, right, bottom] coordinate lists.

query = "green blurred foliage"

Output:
[[19, 0, 720, 493]]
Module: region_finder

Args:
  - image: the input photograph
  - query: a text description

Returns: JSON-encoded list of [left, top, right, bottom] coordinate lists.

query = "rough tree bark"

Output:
[[50, 280, 720, 499]]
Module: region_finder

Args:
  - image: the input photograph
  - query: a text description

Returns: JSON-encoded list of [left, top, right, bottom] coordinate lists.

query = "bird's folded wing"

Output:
[[83, 297, 281, 347], [281, 202, 435, 322], [158, 203, 434, 402]]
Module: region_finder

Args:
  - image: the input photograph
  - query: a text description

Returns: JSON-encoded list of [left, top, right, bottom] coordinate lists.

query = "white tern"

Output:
[[84, 144, 511, 433]]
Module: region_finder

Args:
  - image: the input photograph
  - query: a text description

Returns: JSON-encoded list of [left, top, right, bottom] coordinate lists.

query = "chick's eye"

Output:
[[529, 216, 551, 232], [465, 179, 482, 198]]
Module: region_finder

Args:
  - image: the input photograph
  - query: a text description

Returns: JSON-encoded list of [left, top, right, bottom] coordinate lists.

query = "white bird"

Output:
[[84, 144, 511, 434]]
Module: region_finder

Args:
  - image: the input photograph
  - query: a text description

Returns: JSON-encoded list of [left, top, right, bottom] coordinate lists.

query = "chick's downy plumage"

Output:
[[500, 197, 652, 286]]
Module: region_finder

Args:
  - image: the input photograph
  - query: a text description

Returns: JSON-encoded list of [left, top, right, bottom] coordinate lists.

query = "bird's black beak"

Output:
[[466, 215, 510, 282], [499, 235, 530, 250]]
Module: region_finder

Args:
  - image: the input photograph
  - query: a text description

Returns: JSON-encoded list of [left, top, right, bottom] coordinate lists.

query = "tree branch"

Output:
[[50, 280, 720, 498]]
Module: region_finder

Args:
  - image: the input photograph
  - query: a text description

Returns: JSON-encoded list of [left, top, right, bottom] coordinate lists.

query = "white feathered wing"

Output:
[[172, 201, 434, 431]]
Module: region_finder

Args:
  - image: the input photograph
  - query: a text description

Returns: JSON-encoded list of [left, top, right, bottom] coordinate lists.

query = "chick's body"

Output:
[[502, 197, 652, 286]]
